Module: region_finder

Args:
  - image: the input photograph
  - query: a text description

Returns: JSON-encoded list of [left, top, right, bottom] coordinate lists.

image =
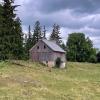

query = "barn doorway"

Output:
[[55, 57, 62, 68]]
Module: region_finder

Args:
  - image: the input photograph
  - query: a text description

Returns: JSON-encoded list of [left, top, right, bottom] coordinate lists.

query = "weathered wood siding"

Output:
[[30, 40, 53, 62], [52, 52, 66, 62], [30, 40, 66, 68]]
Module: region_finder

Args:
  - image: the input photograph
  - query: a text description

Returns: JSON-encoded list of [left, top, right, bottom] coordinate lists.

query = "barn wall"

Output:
[[31, 52, 53, 62], [30, 40, 53, 53], [52, 52, 66, 68], [29, 40, 66, 68], [52, 52, 66, 62], [29, 40, 53, 62]]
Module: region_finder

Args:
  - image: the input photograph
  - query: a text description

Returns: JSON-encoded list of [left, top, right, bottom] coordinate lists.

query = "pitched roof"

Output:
[[42, 39, 65, 53]]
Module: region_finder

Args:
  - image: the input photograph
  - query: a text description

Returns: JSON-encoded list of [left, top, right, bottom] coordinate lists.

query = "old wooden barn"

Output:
[[29, 39, 66, 68]]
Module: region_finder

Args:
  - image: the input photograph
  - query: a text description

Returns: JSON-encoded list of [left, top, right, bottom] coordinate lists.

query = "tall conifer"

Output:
[[25, 25, 33, 58], [1, 0, 23, 60], [43, 25, 46, 39], [0, 4, 3, 60], [32, 21, 42, 46], [50, 24, 62, 45]]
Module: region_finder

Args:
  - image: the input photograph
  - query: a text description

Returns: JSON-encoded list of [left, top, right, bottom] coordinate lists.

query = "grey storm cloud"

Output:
[[14, 0, 100, 48], [37, 0, 100, 14]]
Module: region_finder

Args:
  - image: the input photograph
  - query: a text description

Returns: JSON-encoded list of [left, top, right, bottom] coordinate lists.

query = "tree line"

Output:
[[0, 0, 100, 63], [25, 21, 100, 63]]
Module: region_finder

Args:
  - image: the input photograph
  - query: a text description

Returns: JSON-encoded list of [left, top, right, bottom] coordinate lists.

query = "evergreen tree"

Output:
[[0, 4, 3, 60], [0, 4, 3, 29], [13, 17, 24, 59], [32, 21, 42, 46], [50, 24, 56, 40], [0, 4, 3, 35], [25, 25, 33, 58], [50, 24, 62, 45], [0, 0, 23, 60], [42, 25, 46, 39], [28, 25, 32, 40]]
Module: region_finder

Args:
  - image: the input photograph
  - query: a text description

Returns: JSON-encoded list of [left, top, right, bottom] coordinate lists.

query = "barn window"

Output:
[[37, 46, 39, 49], [44, 45, 46, 49]]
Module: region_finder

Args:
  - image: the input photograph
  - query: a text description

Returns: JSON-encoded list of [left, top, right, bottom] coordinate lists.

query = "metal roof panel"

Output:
[[42, 39, 65, 53]]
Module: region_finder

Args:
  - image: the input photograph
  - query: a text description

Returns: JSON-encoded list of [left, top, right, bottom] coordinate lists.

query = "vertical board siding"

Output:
[[52, 52, 66, 62], [30, 40, 53, 62], [30, 40, 66, 68]]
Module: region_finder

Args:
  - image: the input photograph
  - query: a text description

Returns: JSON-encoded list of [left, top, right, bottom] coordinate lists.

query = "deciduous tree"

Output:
[[67, 33, 96, 62]]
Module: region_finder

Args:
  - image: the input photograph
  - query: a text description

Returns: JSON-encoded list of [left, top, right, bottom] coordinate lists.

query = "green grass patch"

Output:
[[0, 61, 100, 100]]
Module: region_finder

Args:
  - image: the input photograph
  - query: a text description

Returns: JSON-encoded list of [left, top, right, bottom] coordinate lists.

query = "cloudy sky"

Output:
[[2, 0, 100, 48]]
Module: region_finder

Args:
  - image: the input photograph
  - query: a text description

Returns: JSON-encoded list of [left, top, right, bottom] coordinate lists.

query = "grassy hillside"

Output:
[[0, 61, 100, 100]]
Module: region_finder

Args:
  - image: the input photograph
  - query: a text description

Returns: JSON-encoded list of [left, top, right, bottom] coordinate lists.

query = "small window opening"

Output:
[[44, 45, 46, 49], [37, 46, 39, 49]]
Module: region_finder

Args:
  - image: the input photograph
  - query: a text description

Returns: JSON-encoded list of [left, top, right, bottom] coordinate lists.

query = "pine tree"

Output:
[[0, 4, 3, 35], [32, 21, 42, 46], [42, 25, 46, 39], [28, 25, 32, 40], [0, 0, 23, 60], [0, 4, 3, 60], [0, 4, 3, 29], [50, 24, 56, 40], [13, 17, 24, 59], [50, 24, 62, 45], [25, 25, 33, 58]]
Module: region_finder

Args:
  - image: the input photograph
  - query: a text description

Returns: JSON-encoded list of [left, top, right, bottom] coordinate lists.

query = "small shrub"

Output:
[[89, 55, 97, 63]]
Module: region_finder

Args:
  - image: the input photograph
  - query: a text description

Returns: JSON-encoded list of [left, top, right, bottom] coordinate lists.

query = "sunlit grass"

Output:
[[0, 61, 100, 100]]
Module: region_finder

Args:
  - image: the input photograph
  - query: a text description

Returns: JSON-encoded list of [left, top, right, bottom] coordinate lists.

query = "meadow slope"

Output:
[[0, 61, 100, 100]]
